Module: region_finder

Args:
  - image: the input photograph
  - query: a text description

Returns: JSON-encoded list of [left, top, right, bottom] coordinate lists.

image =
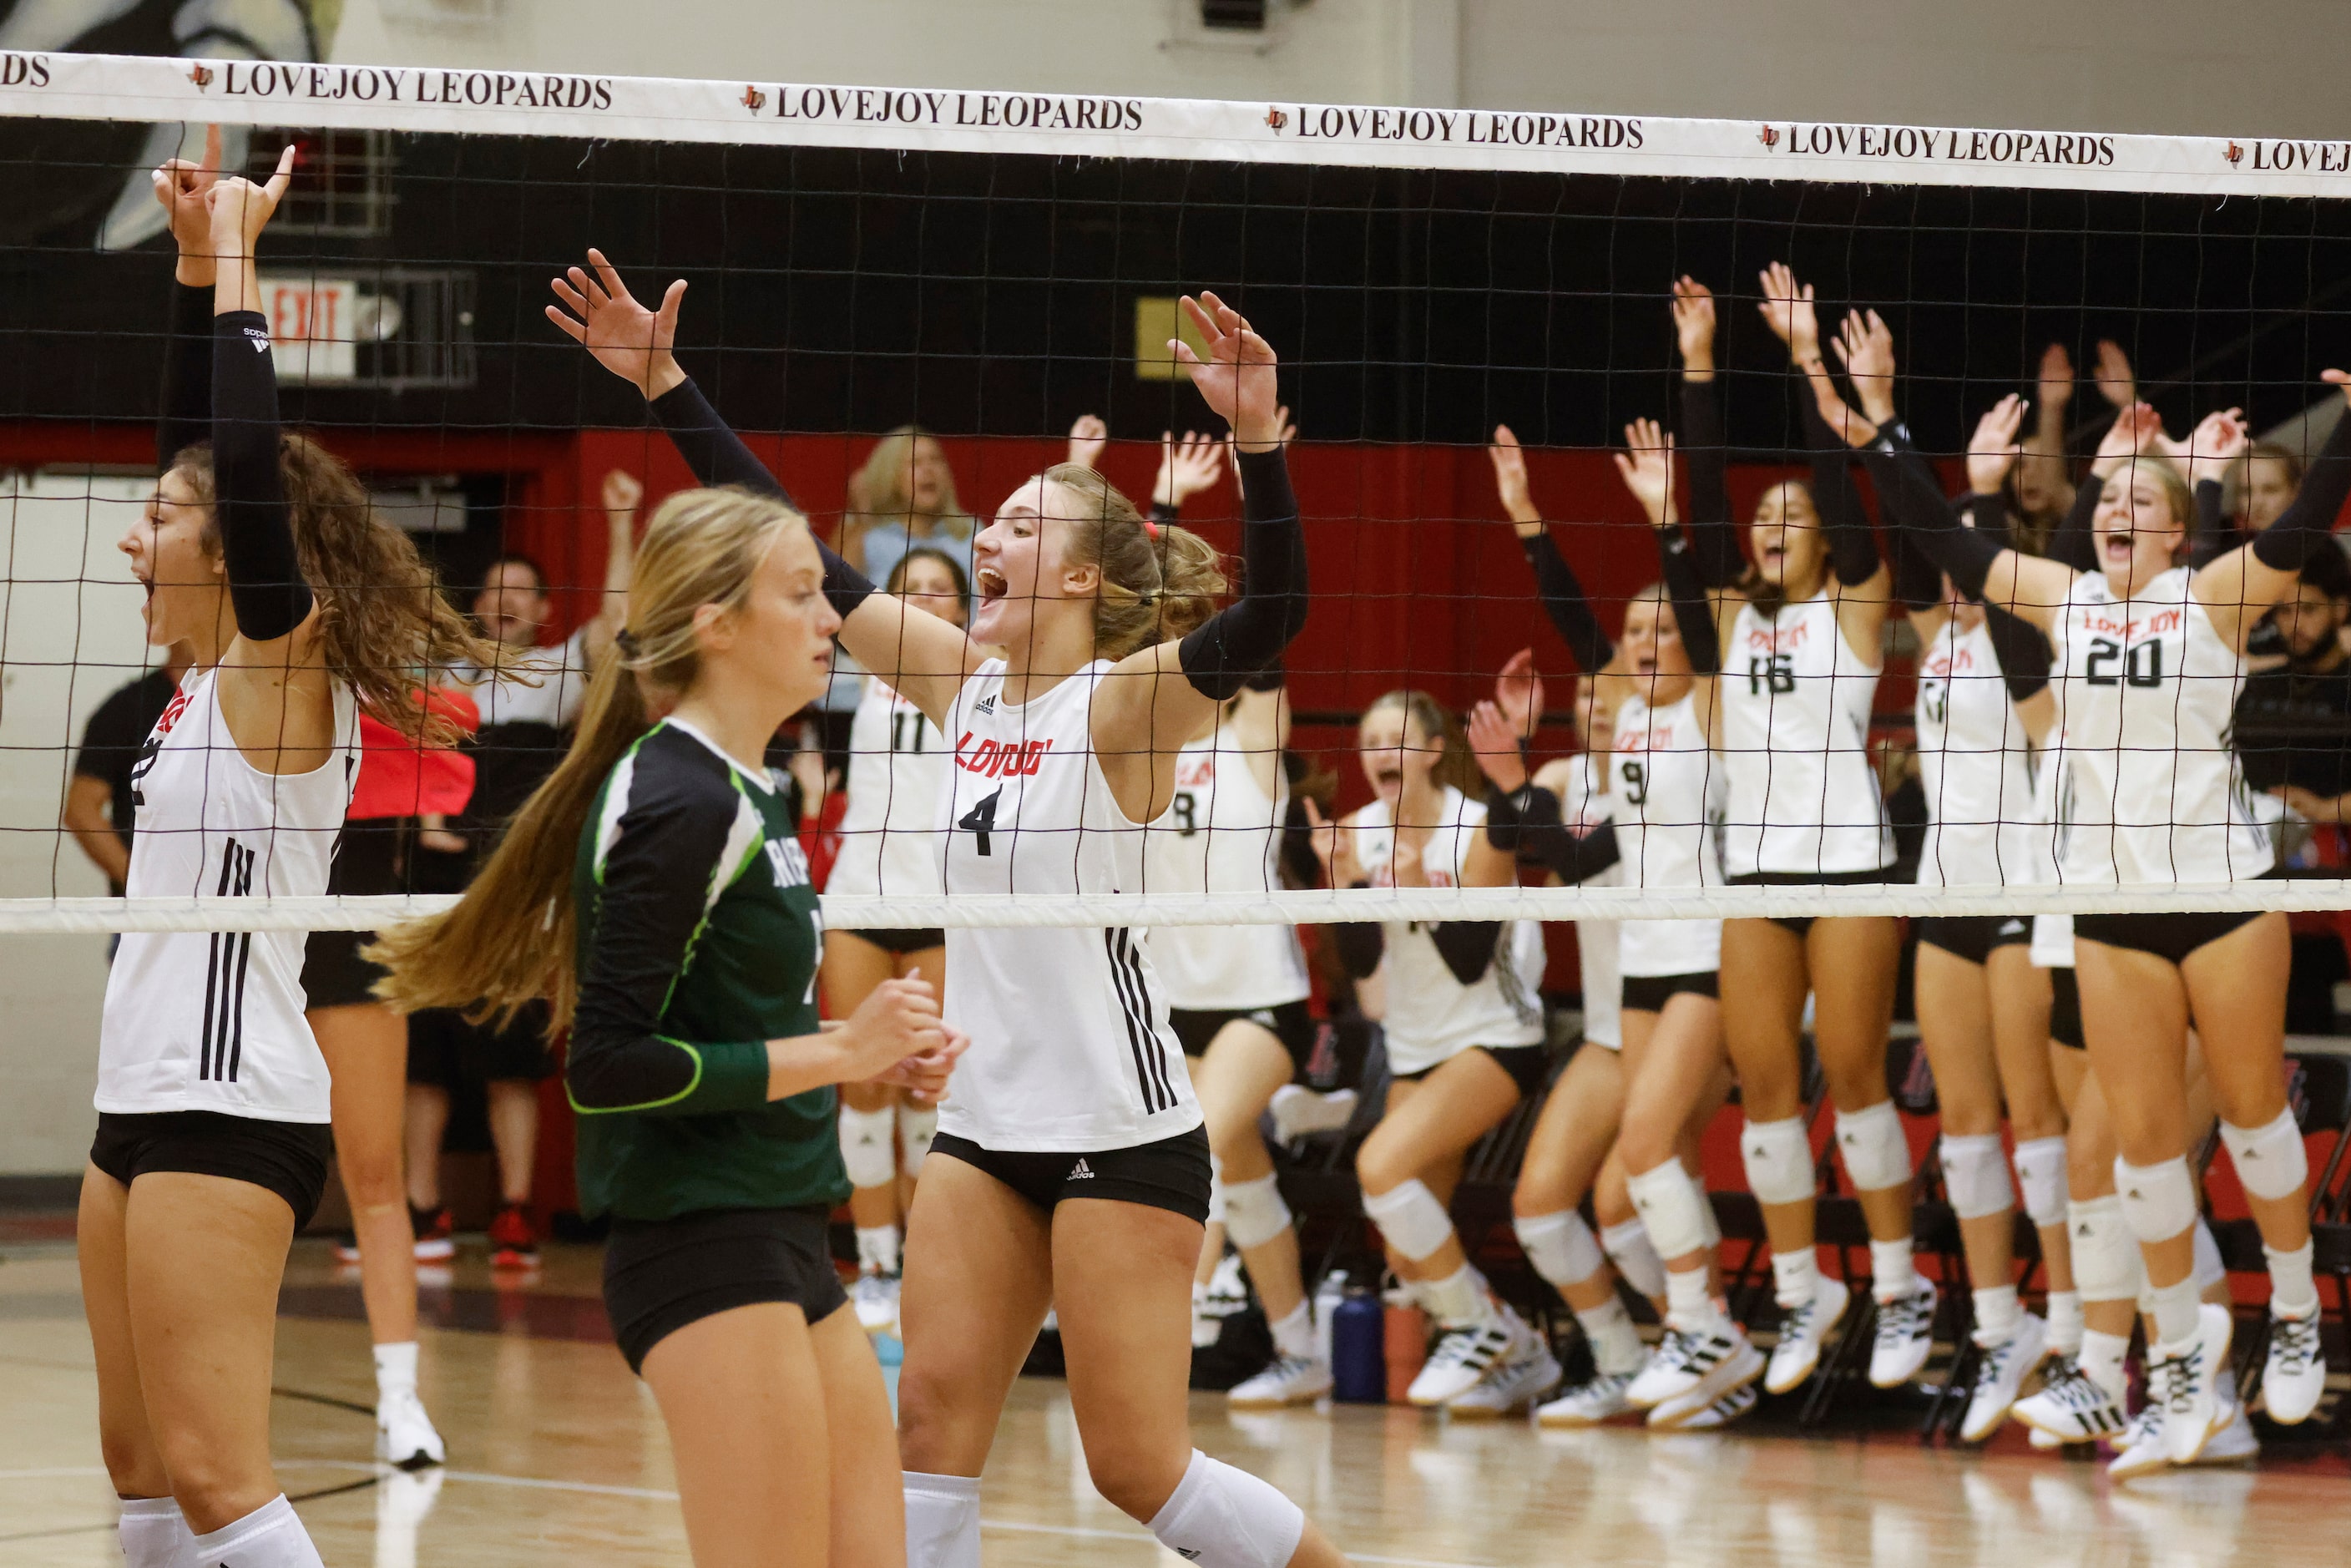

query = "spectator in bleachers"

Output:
[[2242, 544, 2351, 827], [64, 644, 191, 901]]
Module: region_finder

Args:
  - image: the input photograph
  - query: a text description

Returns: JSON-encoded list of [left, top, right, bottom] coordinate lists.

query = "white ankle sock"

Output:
[[1868, 1240, 1919, 1302], [857, 1225, 902, 1276], [189, 1495, 324, 1568], [2264, 1239, 2320, 1319], [1418, 1265, 1492, 1329], [1268, 1301, 1316, 1361], [2045, 1290, 2084, 1356], [1970, 1284, 2021, 1347], [904, 1472, 982, 1568], [2078, 1328, 2131, 1405], [117, 1496, 190, 1568], [373, 1341, 418, 1398], [1771, 1247, 1822, 1308], [2148, 1277, 2201, 1348], [1573, 1296, 1646, 1376], [1664, 1267, 1722, 1333]]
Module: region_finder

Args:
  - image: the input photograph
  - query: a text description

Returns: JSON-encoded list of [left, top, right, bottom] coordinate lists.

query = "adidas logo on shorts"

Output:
[[1069, 1158, 1095, 1180], [1998, 918, 2027, 936]]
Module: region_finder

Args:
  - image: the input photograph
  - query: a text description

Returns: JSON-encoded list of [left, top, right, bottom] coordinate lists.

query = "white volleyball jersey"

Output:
[[1559, 755, 1621, 1048], [1349, 787, 1546, 1074], [1140, 730, 1310, 1011], [827, 674, 949, 899], [1914, 616, 2039, 887], [1722, 592, 1893, 877], [936, 660, 1199, 1151], [1605, 689, 1726, 976], [2050, 567, 2270, 884], [95, 667, 360, 1122]]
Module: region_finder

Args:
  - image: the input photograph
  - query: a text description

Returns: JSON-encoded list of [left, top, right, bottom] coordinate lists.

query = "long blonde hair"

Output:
[[1363, 688, 1484, 798], [848, 424, 973, 541], [1042, 462, 1228, 658], [371, 488, 808, 1033]]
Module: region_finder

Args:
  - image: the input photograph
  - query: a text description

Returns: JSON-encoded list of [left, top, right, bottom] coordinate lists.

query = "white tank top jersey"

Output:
[[1721, 591, 1893, 877], [96, 667, 360, 1123], [1348, 787, 1546, 1075], [936, 659, 1200, 1152], [1558, 753, 1620, 1048], [826, 674, 949, 899], [1914, 616, 2040, 887], [2050, 567, 2271, 885], [1140, 728, 1311, 1011], [1605, 689, 1726, 978]]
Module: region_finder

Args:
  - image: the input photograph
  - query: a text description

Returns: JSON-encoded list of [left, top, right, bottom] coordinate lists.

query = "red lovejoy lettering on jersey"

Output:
[[955, 732, 1053, 776]]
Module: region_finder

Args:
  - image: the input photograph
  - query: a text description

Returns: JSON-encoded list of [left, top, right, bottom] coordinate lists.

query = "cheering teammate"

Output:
[[825, 547, 968, 1333], [1818, 337, 2348, 1471], [86, 147, 487, 1568], [545, 252, 1342, 1568]]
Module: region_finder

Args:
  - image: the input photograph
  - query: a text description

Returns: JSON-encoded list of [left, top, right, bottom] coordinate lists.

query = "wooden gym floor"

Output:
[[2, 1235, 2347, 1567]]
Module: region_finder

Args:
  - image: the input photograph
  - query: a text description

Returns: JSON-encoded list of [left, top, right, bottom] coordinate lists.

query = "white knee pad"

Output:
[[1148, 1450, 1305, 1568], [897, 1101, 938, 1176], [1742, 1116, 1816, 1206], [2066, 1196, 2144, 1306], [2192, 1216, 2227, 1293], [1939, 1133, 2014, 1222], [1222, 1173, 1293, 1252], [2113, 1156, 2197, 1246], [1834, 1101, 1913, 1194], [1362, 1178, 1455, 1262], [905, 1472, 982, 1568], [1600, 1219, 1667, 1300], [840, 1105, 897, 1190], [1513, 1210, 1605, 1288], [1693, 1161, 1722, 1247], [1625, 1161, 1713, 1262], [2219, 1108, 2308, 1202], [2010, 1136, 2068, 1228]]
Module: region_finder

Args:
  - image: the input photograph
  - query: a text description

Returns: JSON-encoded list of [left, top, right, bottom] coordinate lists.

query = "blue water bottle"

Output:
[[1329, 1285, 1387, 1404]]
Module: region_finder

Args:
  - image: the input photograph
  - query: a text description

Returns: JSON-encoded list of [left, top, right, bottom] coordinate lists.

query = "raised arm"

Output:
[[1671, 278, 1742, 591], [1762, 266, 1887, 601], [1490, 423, 1615, 674], [154, 125, 221, 469], [1615, 417, 1721, 674], [548, 249, 979, 723], [574, 468, 643, 667], [2196, 381, 2351, 645], [1148, 429, 1226, 526]]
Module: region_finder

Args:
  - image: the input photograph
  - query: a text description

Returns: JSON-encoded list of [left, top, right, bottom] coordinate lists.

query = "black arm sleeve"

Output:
[[1801, 396, 1881, 586], [1654, 528, 1721, 674], [2050, 471, 2101, 573], [1984, 604, 2053, 702], [211, 312, 312, 641], [2188, 479, 2232, 569], [648, 377, 876, 618], [1519, 529, 1615, 674], [1430, 921, 1504, 986], [1334, 883, 1384, 979], [1178, 448, 1309, 699], [159, 281, 211, 470], [1485, 785, 1624, 883], [1858, 425, 2003, 602], [1681, 377, 1743, 589], [2251, 411, 2351, 571], [1150, 501, 1182, 529], [568, 755, 773, 1118]]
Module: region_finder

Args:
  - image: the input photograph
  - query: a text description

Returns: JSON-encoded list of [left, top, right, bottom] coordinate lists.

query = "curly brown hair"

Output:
[[171, 434, 502, 744]]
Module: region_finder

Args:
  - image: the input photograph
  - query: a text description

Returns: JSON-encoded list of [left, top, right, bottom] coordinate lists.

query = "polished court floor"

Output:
[[3, 1236, 2347, 1567]]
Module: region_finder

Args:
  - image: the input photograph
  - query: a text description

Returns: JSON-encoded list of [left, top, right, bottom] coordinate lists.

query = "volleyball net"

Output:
[[3, 51, 2351, 934]]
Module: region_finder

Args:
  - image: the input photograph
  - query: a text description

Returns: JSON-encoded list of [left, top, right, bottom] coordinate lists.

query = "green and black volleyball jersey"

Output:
[[569, 718, 849, 1223]]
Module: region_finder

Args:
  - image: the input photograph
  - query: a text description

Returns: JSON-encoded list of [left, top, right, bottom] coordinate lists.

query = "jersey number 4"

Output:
[[2085, 636, 2163, 688], [958, 787, 1002, 856]]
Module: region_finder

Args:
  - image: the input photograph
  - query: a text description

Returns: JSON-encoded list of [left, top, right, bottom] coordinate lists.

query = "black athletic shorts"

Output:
[[933, 1125, 1212, 1224], [407, 1002, 557, 1086], [2048, 967, 2084, 1052], [88, 1110, 334, 1229], [1620, 972, 1719, 1013], [1915, 914, 2035, 965], [1393, 1044, 1553, 1100], [835, 927, 946, 956], [2073, 908, 2269, 967], [1168, 999, 1316, 1070], [1727, 867, 1892, 937], [602, 1204, 848, 1374], [301, 821, 406, 1010]]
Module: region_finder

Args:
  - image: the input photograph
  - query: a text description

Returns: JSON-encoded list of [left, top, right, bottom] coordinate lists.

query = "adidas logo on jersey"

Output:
[[973, 695, 996, 713], [1069, 1158, 1095, 1180]]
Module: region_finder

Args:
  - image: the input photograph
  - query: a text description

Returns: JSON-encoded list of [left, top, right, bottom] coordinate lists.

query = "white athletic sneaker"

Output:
[[1534, 1368, 1637, 1427], [1630, 1323, 1766, 1429], [1227, 1353, 1334, 1410], [2194, 1387, 2259, 1466], [1268, 1085, 1359, 1142], [1764, 1274, 1852, 1395], [2105, 1404, 2170, 1482], [1408, 1308, 1529, 1407], [1959, 1313, 2048, 1443], [1673, 1380, 1759, 1431], [850, 1270, 901, 1336], [2147, 1303, 2232, 1466], [1446, 1333, 1561, 1419], [376, 1386, 446, 1469], [1192, 1253, 1249, 1348], [1868, 1280, 1939, 1388], [2027, 1424, 2061, 1452], [2013, 1354, 2129, 1444], [2261, 1308, 2325, 1425]]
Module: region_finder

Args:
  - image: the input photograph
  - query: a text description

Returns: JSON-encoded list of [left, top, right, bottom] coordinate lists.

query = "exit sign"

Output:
[[259, 276, 360, 382]]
